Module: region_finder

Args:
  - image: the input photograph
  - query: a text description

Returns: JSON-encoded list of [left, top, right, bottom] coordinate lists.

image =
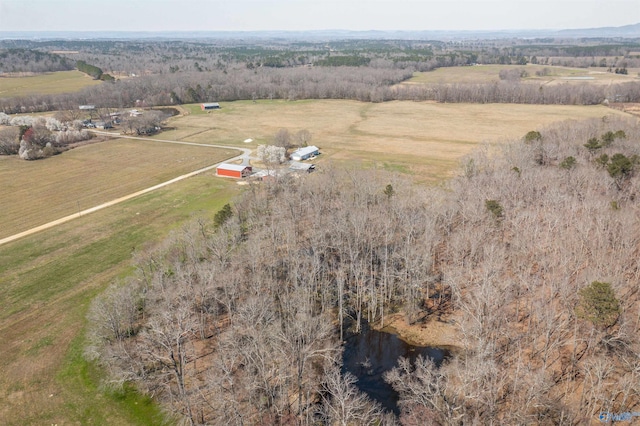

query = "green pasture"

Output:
[[0, 70, 102, 98]]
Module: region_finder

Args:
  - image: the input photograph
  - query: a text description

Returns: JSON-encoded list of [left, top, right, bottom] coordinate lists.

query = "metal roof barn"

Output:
[[216, 163, 252, 178], [201, 102, 221, 110], [290, 146, 319, 161]]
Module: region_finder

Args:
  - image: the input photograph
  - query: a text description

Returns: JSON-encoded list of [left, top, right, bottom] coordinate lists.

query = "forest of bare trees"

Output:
[[2, 37, 640, 113], [87, 116, 640, 424], [2, 64, 640, 115]]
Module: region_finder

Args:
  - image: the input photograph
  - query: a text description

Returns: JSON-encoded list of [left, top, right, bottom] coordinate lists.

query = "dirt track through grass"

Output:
[[0, 138, 238, 239]]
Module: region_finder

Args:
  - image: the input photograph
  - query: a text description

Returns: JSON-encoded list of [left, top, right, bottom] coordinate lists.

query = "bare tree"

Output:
[[320, 367, 388, 426], [273, 128, 292, 149]]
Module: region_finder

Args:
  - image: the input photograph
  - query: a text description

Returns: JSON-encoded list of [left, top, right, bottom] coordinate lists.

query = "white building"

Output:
[[290, 145, 319, 161]]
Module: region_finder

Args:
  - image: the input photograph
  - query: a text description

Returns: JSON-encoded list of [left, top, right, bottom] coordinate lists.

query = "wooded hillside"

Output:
[[87, 116, 640, 425]]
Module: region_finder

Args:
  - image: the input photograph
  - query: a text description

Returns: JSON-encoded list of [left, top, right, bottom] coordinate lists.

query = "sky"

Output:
[[0, 0, 639, 32]]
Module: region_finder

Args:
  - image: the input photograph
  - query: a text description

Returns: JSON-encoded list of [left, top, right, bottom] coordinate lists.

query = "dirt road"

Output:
[[0, 133, 250, 246]]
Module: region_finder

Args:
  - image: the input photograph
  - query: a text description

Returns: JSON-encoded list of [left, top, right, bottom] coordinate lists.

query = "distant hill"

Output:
[[0, 23, 639, 41], [557, 22, 640, 37]]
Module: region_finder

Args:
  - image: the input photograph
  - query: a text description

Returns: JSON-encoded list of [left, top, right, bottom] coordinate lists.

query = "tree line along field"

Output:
[[0, 70, 101, 98]]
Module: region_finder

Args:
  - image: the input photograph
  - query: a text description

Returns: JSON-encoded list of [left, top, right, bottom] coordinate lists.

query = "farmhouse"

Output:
[[201, 102, 221, 110], [290, 145, 319, 161], [216, 163, 252, 178]]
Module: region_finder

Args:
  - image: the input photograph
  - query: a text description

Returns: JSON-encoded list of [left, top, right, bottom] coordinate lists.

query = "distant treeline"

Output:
[[1, 66, 640, 114], [0, 48, 74, 73], [3, 38, 639, 78], [2, 37, 640, 112]]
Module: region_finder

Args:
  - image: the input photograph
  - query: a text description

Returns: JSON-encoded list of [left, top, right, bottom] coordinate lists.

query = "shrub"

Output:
[[214, 204, 233, 228], [485, 199, 504, 220], [559, 156, 576, 170], [584, 137, 602, 152], [576, 281, 620, 329], [523, 130, 542, 143]]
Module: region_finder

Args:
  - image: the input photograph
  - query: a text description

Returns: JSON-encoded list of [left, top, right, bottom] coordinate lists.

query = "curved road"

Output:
[[0, 132, 252, 247]]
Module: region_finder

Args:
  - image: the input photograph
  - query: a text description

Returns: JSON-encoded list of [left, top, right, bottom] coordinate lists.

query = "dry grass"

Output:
[[0, 139, 237, 239], [0, 70, 102, 98], [171, 100, 627, 182], [405, 64, 638, 86]]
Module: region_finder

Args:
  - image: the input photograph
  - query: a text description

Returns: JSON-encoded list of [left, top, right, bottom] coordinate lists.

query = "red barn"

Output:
[[216, 163, 252, 178]]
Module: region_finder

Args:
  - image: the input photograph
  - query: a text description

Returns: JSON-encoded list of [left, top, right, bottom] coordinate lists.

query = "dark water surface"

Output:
[[342, 327, 448, 415]]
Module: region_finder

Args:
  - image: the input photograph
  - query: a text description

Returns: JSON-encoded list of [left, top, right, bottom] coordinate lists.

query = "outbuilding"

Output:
[[289, 161, 316, 173], [201, 102, 221, 110], [216, 163, 252, 179], [290, 145, 319, 161]]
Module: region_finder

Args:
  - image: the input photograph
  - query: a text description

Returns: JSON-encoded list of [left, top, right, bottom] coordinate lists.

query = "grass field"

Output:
[[405, 64, 638, 86], [0, 98, 633, 424], [0, 174, 237, 425], [0, 70, 102, 98], [0, 139, 237, 239], [171, 99, 627, 181]]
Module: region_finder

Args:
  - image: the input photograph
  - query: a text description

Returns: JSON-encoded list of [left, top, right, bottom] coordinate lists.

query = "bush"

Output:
[[523, 130, 542, 143], [485, 199, 504, 220], [607, 153, 634, 180], [576, 281, 620, 329], [584, 137, 602, 152], [559, 156, 576, 170], [214, 204, 233, 228]]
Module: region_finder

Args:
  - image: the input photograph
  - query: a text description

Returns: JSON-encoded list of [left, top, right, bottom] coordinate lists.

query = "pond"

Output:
[[342, 326, 449, 415]]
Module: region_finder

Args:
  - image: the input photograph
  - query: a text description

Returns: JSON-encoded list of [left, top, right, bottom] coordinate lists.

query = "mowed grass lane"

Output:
[[0, 70, 102, 98], [0, 139, 237, 239]]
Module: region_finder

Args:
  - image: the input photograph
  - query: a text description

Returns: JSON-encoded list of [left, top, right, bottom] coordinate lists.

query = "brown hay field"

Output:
[[0, 139, 237, 239], [171, 100, 628, 181], [0, 70, 103, 98], [404, 64, 638, 86]]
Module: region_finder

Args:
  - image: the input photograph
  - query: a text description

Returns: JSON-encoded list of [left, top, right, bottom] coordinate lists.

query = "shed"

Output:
[[289, 161, 316, 173], [79, 105, 95, 110], [216, 163, 252, 179], [95, 121, 113, 129], [201, 102, 221, 110], [290, 145, 319, 161]]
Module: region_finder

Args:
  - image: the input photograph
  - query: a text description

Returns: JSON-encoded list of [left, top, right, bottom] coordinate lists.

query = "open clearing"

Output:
[[170, 99, 627, 181], [0, 174, 236, 425], [0, 98, 633, 424], [404, 64, 638, 86], [0, 70, 102, 98], [0, 139, 237, 239]]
